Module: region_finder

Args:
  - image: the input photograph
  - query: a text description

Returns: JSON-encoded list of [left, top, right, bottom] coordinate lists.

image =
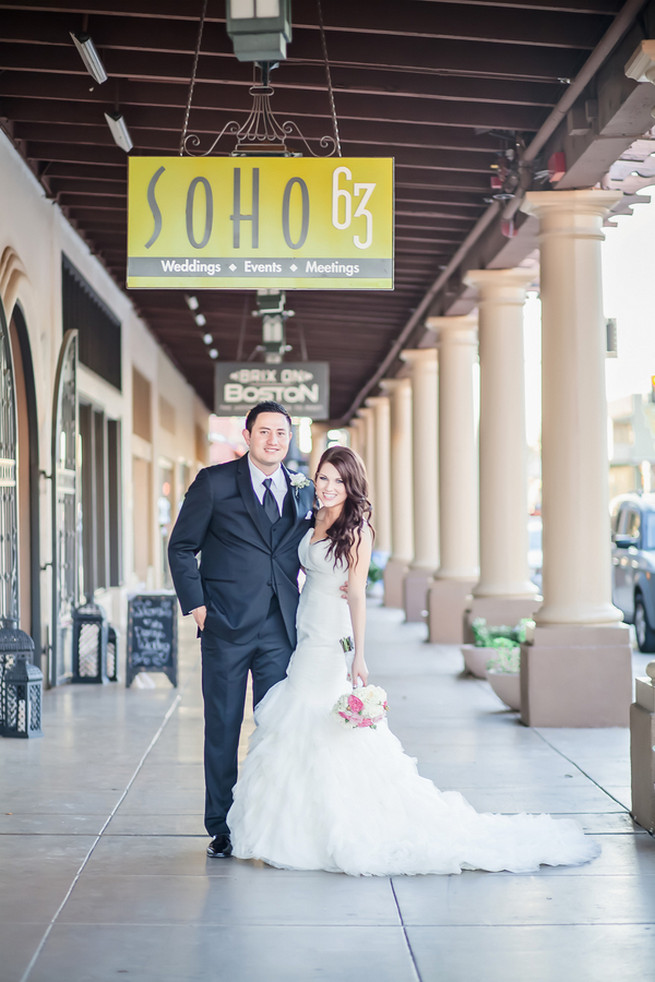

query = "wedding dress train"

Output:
[[227, 529, 599, 876]]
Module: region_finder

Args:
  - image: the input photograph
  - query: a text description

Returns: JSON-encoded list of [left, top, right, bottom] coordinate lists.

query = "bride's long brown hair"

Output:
[[315, 445, 374, 569]]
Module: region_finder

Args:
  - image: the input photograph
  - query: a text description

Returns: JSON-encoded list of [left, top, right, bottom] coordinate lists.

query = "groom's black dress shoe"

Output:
[[207, 834, 232, 858]]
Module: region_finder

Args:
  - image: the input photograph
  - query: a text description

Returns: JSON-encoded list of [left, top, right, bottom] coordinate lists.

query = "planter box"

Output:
[[486, 669, 521, 711], [461, 644, 491, 679]]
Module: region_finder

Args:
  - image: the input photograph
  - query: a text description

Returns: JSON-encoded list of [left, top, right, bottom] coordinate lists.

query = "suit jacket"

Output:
[[167, 454, 315, 647]]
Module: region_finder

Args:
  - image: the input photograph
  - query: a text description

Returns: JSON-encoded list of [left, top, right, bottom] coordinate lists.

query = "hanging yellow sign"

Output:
[[127, 156, 394, 290]]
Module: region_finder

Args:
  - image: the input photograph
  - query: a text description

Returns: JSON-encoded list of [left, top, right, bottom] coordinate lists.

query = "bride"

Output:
[[227, 446, 599, 876]]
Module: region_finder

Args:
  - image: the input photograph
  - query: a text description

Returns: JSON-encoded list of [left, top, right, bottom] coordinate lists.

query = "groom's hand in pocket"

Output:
[[191, 605, 207, 635]]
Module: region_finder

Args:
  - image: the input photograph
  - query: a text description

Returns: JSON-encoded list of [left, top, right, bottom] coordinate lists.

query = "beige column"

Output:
[[379, 378, 414, 608], [519, 189, 631, 726], [366, 395, 392, 555], [308, 422, 329, 478], [399, 348, 439, 622], [424, 315, 479, 642], [357, 406, 377, 513], [348, 416, 365, 457], [464, 268, 540, 632]]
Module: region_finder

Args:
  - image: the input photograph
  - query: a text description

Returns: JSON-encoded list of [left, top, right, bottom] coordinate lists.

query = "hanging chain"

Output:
[[179, 0, 208, 155], [316, 0, 342, 157]]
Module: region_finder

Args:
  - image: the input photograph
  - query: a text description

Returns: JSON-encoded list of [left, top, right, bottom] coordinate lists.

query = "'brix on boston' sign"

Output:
[[215, 363, 330, 419], [127, 157, 394, 290]]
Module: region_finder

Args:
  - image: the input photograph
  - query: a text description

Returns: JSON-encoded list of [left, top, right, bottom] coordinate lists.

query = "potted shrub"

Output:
[[366, 558, 384, 597], [485, 636, 521, 711], [461, 617, 532, 681]]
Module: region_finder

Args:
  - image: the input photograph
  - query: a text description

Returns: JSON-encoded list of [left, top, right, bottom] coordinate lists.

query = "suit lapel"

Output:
[[276, 467, 310, 548], [282, 466, 301, 521], [236, 454, 271, 546]]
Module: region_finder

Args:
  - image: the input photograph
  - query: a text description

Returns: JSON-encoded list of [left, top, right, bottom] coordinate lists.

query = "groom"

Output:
[[167, 401, 315, 858]]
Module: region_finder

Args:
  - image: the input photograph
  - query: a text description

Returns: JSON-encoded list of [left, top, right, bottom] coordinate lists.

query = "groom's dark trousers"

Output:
[[167, 454, 314, 837]]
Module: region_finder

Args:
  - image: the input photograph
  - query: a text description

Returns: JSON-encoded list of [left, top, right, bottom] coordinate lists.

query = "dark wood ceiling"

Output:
[[0, 0, 637, 420]]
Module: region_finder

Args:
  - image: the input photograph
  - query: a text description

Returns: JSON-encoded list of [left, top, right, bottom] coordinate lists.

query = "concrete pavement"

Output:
[[2, 603, 654, 982]]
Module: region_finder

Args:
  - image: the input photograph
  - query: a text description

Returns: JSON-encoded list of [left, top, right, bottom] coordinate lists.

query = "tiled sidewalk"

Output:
[[2, 605, 654, 982]]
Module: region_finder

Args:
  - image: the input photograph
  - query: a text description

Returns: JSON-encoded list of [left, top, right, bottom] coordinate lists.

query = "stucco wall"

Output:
[[0, 131, 209, 668]]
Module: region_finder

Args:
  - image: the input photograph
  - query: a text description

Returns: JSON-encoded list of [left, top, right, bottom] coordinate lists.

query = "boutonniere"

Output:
[[289, 472, 312, 497]]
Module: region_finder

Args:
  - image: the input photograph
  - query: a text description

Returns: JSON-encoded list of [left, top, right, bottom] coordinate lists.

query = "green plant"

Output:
[[367, 560, 383, 585], [471, 617, 533, 648], [486, 637, 521, 674]]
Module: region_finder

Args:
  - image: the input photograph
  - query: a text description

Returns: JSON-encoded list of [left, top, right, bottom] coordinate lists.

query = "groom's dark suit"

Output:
[[167, 453, 315, 836]]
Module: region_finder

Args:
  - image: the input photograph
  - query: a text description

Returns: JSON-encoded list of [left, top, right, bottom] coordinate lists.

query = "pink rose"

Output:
[[347, 694, 364, 713], [360, 718, 373, 727]]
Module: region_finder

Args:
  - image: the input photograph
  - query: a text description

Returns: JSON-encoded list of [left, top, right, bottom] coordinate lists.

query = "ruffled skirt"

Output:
[[227, 676, 600, 877]]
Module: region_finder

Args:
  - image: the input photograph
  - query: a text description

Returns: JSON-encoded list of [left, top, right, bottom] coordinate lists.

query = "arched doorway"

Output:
[[9, 304, 41, 664], [0, 300, 19, 627], [0, 295, 39, 655], [51, 330, 79, 685]]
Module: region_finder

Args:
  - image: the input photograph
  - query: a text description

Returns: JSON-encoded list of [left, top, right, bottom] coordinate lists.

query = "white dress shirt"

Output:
[[247, 457, 288, 517]]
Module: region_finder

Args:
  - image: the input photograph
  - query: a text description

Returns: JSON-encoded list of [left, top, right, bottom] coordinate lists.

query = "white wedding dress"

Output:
[[227, 529, 600, 876]]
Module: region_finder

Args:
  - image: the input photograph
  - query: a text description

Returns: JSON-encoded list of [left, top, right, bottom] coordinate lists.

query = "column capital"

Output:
[[400, 347, 437, 368], [356, 405, 374, 420], [365, 394, 389, 409], [424, 313, 477, 346], [521, 189, 623, 229], [464, 266, 535, 306], [379, 377, 411, 396], [310, 421, 329, 439]]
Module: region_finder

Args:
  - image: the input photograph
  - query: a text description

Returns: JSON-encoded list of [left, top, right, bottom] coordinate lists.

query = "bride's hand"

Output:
[[349, 655, 368, 688]]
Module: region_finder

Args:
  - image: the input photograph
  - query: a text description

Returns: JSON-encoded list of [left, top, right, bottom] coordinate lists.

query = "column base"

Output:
[[465, 595, 542, 642], [383, 558, 410, 609], [427, 578, 477, 643], [630, 695, 655, 832], [520, 624, 633, 727], [403, 568, 432, 623]]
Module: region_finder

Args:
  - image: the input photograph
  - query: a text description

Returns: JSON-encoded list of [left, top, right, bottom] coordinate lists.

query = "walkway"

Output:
[[2, 604, 654, 982]]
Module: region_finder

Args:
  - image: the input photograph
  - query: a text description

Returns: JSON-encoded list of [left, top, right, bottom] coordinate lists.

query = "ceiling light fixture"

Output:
[[70, 31, 108, 85], [194, 313, 207, 327], [226, 0, 292, 63], [104, 112, 133, 152], [202, 333, 213, 345], [185, 294, 200, 311], [209, 348, 219, 359]]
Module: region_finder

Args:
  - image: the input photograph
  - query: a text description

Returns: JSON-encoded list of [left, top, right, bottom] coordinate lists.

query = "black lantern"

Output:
[[226, 0, 292, 62], [3, 657, 43, 738], [72, 601, 109, 683], [0, 618, 35, 731]]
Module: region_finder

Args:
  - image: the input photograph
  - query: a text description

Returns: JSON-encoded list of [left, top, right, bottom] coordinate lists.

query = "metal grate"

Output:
[[0, 652, 17, 727], [28, 682, 41, 732], [106, 625, 118, 682], [77, 622, 102, 678]]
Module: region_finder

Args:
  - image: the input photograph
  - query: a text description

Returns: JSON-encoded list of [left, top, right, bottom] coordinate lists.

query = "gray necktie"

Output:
[[262, 477, 280, 523]]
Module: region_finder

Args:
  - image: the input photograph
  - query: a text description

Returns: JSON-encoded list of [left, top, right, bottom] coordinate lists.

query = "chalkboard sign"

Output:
[[126, 593, 178, 687]]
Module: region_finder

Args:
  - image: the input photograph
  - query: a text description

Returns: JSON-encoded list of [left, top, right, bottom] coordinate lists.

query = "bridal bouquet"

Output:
[[332, 685, 389, 730]]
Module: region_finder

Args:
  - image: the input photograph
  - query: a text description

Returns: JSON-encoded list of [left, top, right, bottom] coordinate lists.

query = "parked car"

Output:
[[611, 493, 655, 652]]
